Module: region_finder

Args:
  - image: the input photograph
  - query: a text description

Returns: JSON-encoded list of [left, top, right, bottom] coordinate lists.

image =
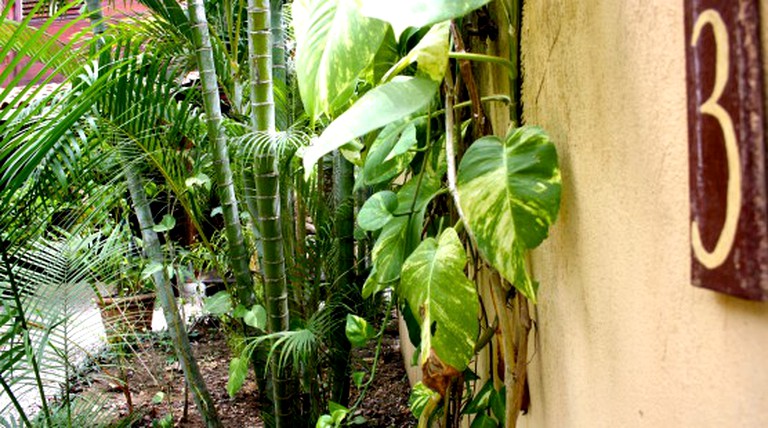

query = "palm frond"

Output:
[[0, 233, 127, 426], [258, 303, 341, 374], [233, 129, 309, 169]]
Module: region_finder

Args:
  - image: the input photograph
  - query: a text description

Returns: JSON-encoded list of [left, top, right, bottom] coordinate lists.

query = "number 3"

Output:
[[690, 9, 742, 269]]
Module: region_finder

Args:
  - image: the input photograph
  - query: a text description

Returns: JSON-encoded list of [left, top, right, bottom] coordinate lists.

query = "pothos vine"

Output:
[[295, 0, 560, 426]]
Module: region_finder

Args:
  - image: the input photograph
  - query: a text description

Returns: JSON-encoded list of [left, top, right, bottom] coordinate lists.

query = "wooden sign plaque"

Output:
[[684, 0, 768, 300]]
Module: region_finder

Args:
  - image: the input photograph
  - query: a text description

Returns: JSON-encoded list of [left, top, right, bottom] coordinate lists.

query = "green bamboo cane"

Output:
[[329, 150, 356, 405], [84, 2, 222, 425], [187, 0, 256, 307], [246, 0, 293, 425], [125, 168, 223, 428], [270, 0, 285, 86]]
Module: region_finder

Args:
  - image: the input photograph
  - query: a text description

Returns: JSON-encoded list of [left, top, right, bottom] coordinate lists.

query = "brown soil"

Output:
[[348, 319, 416, 428], [76, 317, 415, 427]]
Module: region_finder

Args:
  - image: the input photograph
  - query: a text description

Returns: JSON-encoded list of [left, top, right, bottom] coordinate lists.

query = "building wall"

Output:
[[519, 1, 768, 426], [1, 1, 148, 86]]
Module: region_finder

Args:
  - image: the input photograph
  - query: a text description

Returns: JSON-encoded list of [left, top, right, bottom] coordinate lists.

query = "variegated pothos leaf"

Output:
[[456, 126, 561, 302], [370, 216, 409, 285], [400, 228, 478, 371], [359, 0, 492, 39], [302, 76, 439, 176], [382, 20, 450, 82], [293, 0, 387, 119], [362, 164, 445, 298], [358, 190, 397, 231]]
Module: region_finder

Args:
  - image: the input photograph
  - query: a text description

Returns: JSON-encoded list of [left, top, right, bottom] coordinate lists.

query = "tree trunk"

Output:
[[125, 168, 223, 428], [187, 0, 256, 307], [270, 0, 288, 131], [329, 150, 355, 405], [270, 0, 286, 86], [87, 4, 221, 426], [246, 0, 293, 425]]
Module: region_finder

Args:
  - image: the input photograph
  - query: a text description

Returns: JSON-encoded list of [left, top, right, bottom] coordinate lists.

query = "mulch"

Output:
[[75, 317, 416, 427]]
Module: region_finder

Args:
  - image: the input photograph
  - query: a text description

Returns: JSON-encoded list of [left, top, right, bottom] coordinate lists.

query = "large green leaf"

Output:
[[302, 76, 439, 175], [456, 126, 561, 302], [358, 190, 398, 231], [363, 159, 445, 298], [345, 314, 376, 347], [227, 357, 249, 398], [243, 305, 267, 330], [370, 216, 409, 285], [293, 0, 387, 119], [400, 228, 478, 371], [359, 0, 492, 37], [204, 291, 233, 315], [362, 121, 418, 185], [382, 20, 450, 82]]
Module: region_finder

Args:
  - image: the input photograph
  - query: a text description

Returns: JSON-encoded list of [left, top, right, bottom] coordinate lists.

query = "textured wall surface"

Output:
[[519, 1, 768, 426]]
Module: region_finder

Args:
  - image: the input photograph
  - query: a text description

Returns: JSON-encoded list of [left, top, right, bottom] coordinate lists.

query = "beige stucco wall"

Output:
[[519, 1, 768, 427]]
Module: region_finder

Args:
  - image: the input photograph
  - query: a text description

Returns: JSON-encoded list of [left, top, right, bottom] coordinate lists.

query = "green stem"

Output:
[[122, 118, 227, 282], [248, 0, 275, 133], [415, 95, 511, 121], [125, 167, 223, 428], [188, 0, 255, 306], [270, 0, 286, 85], [330, 150, 356, 405], [448, 51, 515, 73], [246, 1, 293, 425], [408, 102, 435, 216], [444, 66, 477, 244]]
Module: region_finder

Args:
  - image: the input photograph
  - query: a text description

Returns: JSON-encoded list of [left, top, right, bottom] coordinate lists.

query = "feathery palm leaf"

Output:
[[0, 231, 131, 426]]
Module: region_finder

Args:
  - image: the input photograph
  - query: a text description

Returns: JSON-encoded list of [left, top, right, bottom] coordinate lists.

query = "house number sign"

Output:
[[685, 0, 768, 300]]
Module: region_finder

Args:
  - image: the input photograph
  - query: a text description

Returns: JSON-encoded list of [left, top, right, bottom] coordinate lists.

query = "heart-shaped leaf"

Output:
[[352, 371, 366, 388], [302, 76, 439, 176], [400, 228, 478, 370], [369, 216, 409, 284], [457, 126, 561, 302], [360, 0, 492, 38], [243, 305, 267, 330], [227, 357, 248, 398], [363, 161, 445, 297], [345, 314, 376, 347], [293, 0, 387, 119], [204, 291, 232, 315], [358, 191, 398, 231]]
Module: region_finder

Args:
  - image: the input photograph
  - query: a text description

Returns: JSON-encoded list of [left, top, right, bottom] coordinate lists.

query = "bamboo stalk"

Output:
[[188, 0, 256, 307], [246, 0, 293, 424], [125, 168, 222, 428]]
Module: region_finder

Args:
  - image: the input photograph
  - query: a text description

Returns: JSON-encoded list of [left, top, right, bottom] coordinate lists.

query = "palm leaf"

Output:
[[0, 233, 126, 426]]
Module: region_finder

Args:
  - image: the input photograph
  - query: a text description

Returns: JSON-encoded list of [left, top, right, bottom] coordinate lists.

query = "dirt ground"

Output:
[[75, 317, 415, 427]]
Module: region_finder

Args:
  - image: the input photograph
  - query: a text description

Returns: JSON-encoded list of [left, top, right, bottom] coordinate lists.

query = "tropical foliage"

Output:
[[0, 0, 560, 426]]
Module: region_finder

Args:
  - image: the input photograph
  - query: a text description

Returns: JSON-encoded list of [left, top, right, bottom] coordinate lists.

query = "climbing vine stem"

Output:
[[444, 64, 474, 245]]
